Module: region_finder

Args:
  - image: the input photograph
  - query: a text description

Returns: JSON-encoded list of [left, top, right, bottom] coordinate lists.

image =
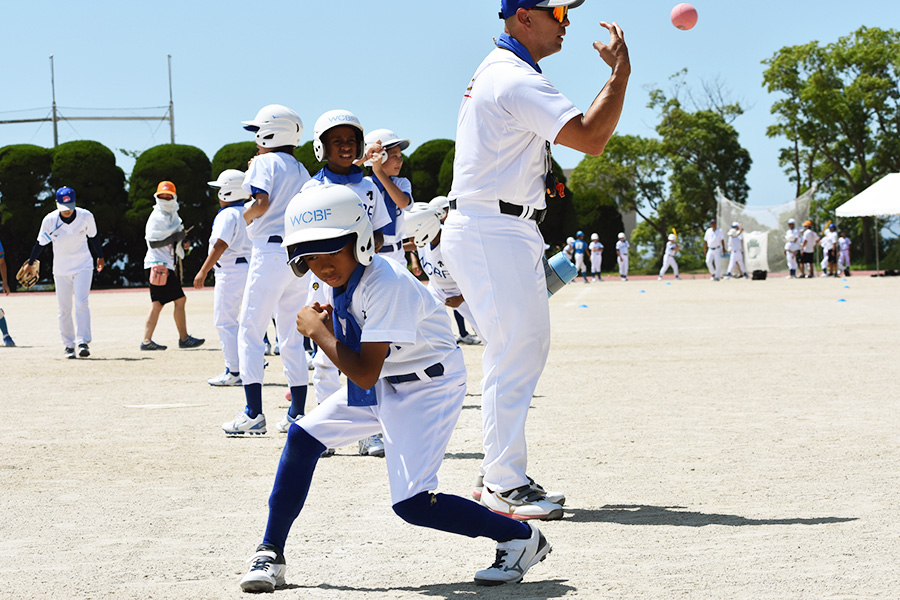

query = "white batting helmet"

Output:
[[566, 236, 575, 245], [618, 232, 626, 239], [282, 184, 374, 277], [313, 109, 365, 162], [242, 104, 303, 148], [668, 233, 677, 242], [591, 232, 599, 240], [405, 203, 443, 248], [208, 169, 251, 204], [429, 195, 450, 216], [364, 128, 410, 152]]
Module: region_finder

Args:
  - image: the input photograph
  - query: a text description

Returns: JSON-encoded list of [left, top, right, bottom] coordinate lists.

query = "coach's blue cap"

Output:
[[499, 0, 584, 19], [56, 186, 76, 211]]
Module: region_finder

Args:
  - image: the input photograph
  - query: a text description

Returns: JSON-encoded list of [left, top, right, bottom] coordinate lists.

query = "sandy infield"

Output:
[[1, 274, 898, 599]]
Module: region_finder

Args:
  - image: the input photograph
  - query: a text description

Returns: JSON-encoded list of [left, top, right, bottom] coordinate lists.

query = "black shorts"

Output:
[[147, 268, 185, 305], [827, 248, 837, 263], [801, 252, 814, 264]]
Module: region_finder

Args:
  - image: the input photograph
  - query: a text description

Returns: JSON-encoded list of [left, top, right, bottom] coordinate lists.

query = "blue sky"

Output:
[[1, 0, 895, 208]]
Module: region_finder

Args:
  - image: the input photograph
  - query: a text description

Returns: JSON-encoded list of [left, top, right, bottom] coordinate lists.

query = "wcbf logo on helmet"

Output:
[[289, 208, 333, 227], [313, 109, 365, 162]]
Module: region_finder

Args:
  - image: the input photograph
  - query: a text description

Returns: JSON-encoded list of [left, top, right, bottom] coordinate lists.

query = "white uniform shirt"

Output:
[[449, 47, 581, 210], [417, 241, 460, 296], [563, 244, 574, 261], [801, 229, 820, 253], [785, 227, 800, 244], [589, 241, 604, 254], [376, 176, 413, 249], [704, 228, 725, 250], [616, 240, 629, 256], [242, 152, 310, 241], [37, 209, 97, 275], [664, 241, 678, 257], [728, 232, 743, 253], [838, 237, 851, 253], [210, 204, 251, 267], [822, 230, 838, 250], [302, 174, 391, 232], [322, 256, 456, 378]]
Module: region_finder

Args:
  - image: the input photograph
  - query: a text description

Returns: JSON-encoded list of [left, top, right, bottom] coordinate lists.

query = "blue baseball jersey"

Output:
[[573, 239, 587, 254]]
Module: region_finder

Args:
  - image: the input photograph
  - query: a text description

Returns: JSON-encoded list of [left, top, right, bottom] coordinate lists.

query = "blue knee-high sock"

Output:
[[288, 385, 307, 419], [393, 491, 530, 542], [453, 311, 468, 337], [0, 316, 8, 336], [263, 426, 326, 551], [243, 383, 263, 418]]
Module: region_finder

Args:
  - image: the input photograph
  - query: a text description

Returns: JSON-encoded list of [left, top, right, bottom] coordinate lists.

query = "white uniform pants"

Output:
[[238, 241, 309, 386], [618, 255, 629, 276], [298, 347, 466, 503], [442, 211, 550, 493], [213, 263, 249, 372], [574, 253, 586, 275], [590, 254, 603, 275], [786, 251, 798, 272], [659, 255, 679, 277], [54, 269, 93, 347], [727, 251, 745, 276], [838, 250, 850, 272], [706, 248, 723, 279]]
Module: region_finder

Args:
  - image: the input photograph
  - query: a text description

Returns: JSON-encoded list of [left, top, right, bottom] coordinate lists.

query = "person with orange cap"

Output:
[[141, 181, 205, 350], [798, 220, 819, 278]]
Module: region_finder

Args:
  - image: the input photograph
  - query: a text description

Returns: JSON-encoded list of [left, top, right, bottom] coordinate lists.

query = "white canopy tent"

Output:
[[835, 173, 900, 271]]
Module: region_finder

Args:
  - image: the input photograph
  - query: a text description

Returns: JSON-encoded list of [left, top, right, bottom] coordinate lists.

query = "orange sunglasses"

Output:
[[531, 5, 568, 23]]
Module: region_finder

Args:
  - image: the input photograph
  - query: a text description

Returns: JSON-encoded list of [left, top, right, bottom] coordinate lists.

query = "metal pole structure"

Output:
[[875, 216, 880, 273], [167, 54, 175, 144], [50, 55, 58, 148]]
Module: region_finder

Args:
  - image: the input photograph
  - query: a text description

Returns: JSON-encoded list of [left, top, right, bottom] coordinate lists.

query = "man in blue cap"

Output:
[[442, 0, 630, 521], [24, 186, 104, 358]]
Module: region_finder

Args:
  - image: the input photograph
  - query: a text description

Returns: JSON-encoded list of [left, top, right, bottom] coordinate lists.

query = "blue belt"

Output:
[[268, 235, 283, 244], [378, 243, 399, 253], [215, 257, 249, 268], [386, 363, 444, 384]]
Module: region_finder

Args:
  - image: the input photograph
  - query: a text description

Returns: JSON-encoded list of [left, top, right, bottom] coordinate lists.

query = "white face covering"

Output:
[[154, 194, 179, 214]]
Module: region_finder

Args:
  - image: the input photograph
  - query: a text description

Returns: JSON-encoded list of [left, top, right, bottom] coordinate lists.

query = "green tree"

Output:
[[0, 144, 54, 278], [210, 142, 258, 179], [762, 26, 900, 263], [126, 144, 212, 285], [50, 141, 128, 287], [408, 139, 455, 202], [294, 141, 326, 176]]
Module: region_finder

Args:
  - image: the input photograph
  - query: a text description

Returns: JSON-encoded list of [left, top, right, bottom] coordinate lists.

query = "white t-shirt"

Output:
[[210, 204, 251, 267], [242, 151, 310, 241], [785, 227, 800, 243], [838, 237, 851, 253], [616, 240, 629, 256], [801, 229, 820, 253], [322, 255, 456, 378], [417, 241, 460, 296], [704, 228, 725, 250], [821, 230, 837, 250], [728, 232, 743, 253], [302, 173, 391, 232], [377, 176, 413, 249], [449, 47, 581, 211], [664, 241, 678, 257], [37, 209, 97, 275]]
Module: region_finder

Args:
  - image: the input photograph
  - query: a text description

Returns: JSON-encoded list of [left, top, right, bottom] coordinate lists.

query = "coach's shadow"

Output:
[[296, 578, 574, 598], [565, 504, 857, 527]]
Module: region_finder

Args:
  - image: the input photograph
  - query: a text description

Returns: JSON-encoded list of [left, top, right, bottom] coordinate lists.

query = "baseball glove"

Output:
[[16, 260, 39, 289]]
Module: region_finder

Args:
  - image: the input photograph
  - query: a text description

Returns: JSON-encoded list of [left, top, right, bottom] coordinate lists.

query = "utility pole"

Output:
[[167, 54, 175, 144], [50, 55, 59, 148]]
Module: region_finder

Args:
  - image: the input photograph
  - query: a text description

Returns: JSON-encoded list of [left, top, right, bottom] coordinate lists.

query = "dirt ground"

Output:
[[1, 273, 898, 599]]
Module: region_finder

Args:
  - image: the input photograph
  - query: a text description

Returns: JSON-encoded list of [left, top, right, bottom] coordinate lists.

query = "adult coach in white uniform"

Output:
[[25, 186, 104, 358], [442, 0, 630, 520], [703, 218, 725, 280]]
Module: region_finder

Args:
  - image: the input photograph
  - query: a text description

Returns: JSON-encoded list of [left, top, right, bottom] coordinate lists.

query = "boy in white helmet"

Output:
[[658, 233, 681, 280], [361, 128, 414, 266], [300, 109, 392, 455], [615, 232, 629, 281], [222, 104, 311, 436], [724, 222, 748, 279], [194, 170, 253, 386], [588, 232, 603, 281], [237, 184, 551, 593], [563, 236, 575, 262], [572, 231, 589, 283], [784, 230, 800, 278]]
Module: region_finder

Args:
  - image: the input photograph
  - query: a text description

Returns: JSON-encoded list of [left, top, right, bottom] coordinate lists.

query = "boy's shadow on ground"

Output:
[[288, 578, 574, 598], [565, 504, 857, 527]]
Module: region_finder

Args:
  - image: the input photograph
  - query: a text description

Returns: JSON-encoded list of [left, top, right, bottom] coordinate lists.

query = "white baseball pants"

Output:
[[659, 255, 679, 277], [238, 240, 309, 387], [706, 249, 723, 279], [727, 251, 745, 276], [213, 263, 249, 373], [54, 269, 93, 347], [618, 255, 629, 276], [442, 211, 551, 493], [590, 254, 603, 275], [838, 250, 850, 273], [574, 253, 586, 275]]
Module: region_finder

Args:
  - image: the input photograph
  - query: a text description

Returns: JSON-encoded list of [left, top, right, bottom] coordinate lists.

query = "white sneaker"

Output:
[[306, 350, 315, 370], [472, 475, 566, 506], [275, 412, 299, 433], [358, 434, 385, 457], [208, 370, 242, 386], [481, 484, 564, 521], [222, 412, 266, 436], [457, 334, 478, 345], [474, 522, 551, 586], [239, 548, 286, 592]]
